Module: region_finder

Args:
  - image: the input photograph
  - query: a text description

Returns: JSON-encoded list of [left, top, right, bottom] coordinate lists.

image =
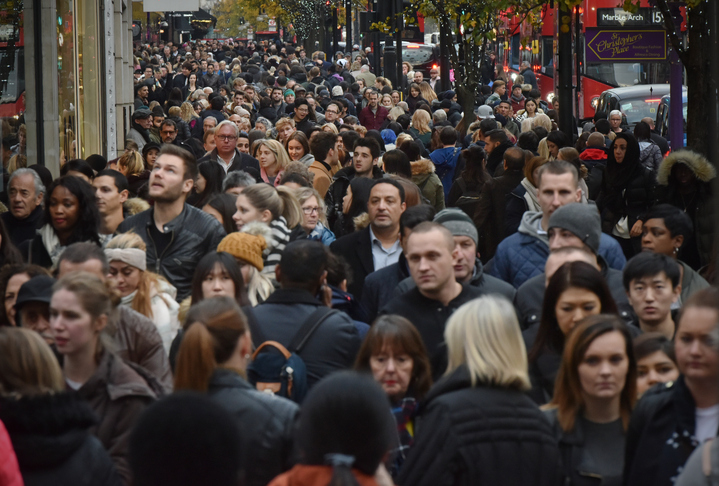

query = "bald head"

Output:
[[641, 117, 655, 130]]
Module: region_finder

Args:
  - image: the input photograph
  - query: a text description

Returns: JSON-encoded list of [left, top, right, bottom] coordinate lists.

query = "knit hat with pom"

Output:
[[217, 232, 267, 271]]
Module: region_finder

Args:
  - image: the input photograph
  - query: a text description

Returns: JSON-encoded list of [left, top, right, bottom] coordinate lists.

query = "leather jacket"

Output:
[[116, 204, 226, 301]]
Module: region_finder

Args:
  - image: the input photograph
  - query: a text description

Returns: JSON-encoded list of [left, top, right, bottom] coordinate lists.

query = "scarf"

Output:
[[521, 178, 541, 212], [39, 224, 68, 266], [511, 93, 524, 103]]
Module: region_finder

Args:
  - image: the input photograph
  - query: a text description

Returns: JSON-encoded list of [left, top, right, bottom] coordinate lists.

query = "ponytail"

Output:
[[326, 454, 360, 486], [174, 322, 217, 392], [276, 185, 303, 229]]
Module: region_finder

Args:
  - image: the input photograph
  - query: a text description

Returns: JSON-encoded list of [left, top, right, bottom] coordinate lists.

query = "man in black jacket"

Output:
[[197, 121, 260, 181], [2, 168, 45, 247], [380, 222, 484, 378], [116, 145, 226, 301], [250, 240, 360, 388], [330, 178, 406, 300]]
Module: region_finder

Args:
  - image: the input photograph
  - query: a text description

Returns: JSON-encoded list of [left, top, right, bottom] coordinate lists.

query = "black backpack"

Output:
[[246, 307, 339, 403], [453, 178, 482, 217]]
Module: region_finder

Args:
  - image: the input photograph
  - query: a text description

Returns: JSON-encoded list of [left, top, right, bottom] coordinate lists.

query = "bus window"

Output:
[[541, 37, 554, 77]]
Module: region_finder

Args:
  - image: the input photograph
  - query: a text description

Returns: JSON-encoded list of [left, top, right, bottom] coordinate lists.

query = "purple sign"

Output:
[[585, 28, 667, 62]]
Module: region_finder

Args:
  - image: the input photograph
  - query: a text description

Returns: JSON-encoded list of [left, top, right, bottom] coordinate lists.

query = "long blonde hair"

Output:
[[180, 101, 197, 121], [411, 109, 431, 134], [256, 139, 291, 173], [106, 232, 169, 320], [445, 296, 530, 390], [0, 327, 65, 396], [418, 81, 437, 102]]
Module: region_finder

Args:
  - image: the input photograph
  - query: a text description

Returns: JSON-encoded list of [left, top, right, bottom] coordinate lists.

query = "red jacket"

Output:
[[0, 420, 23, 486], [358, 105, 389, 131], [579, 147, 608, 162]]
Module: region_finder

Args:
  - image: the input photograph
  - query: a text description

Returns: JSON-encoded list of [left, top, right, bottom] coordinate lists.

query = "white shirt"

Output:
[[695, 404, 719, 443], [216, 151, 236, 174]]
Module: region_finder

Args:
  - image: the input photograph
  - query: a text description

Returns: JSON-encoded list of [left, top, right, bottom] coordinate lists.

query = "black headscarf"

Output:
[[606, 132, 641, 188]]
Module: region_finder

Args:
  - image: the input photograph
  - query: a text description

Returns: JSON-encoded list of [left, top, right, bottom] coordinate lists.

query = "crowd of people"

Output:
[[0, 37, 717, 486]]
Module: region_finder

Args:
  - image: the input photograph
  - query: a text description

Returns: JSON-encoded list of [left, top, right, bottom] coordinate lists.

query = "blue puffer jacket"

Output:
[[429, 146, 461, 200], [490, 212, 627, 288], [307, 222, 336, 245]]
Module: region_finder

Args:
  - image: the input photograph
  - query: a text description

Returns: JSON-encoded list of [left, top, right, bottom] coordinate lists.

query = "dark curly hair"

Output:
[[45, 176, 101, 246]]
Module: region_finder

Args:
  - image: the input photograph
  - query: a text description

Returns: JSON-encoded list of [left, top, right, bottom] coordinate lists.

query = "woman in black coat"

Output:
[[623, 287, 719, 486], [596, 133, 656, 259], [397, 296, 561, 486], [0, 327, 120, 486]]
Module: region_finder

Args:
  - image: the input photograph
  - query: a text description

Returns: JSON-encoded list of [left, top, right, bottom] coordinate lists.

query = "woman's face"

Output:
[[547, 141, 559, 159], [526, 101, 536, 114], [189, 73, 197, 84], [233, 194, 271, 230], [342, 186, 353, 214], [196, 173, 207, 193], [578, 331, 629, 402], [614, 138, 628, 164], [295, 104, 308, 121], [258, 145, 278, 170], [391, 92, 400, 104], [555, 287, 602, 336], [108, 261, 143, 297], [410, 87, 419, 97], [641, 218, 680, 257], [49, 185, 80, 235], [287, 140, 305, 161], [675, 307, 719, 382], [382, 97, 393, 108], [256, 122, 267, 132], [357, 79, 365, 89], [201, 263, 236, 300], [194, 104, 202, 115], [370, 344, 414, 401], [402, 64, 409, 75], [636, 350, 679, 397], [50, 288, 104, 357], [301, 196, 320, 232], [5, 272, 30, 327]]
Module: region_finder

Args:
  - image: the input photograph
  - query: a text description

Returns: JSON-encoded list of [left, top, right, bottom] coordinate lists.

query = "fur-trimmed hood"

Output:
[[657, 150, 716, 186], [240, 220, 274, 256], [411, 158, 435, 176]]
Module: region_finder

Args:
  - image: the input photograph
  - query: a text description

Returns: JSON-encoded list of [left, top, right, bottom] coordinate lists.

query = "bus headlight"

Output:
[[546, 92, 555, 104], [591, 97, 599, 109], [510, 72, 517, 82]]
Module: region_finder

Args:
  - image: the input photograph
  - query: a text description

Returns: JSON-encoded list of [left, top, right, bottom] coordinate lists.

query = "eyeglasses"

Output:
[[161, 130, 176, 135], [217, 135, 238, 141], [296, 108, 308, 113], [302, 206, 320, 215], [325, 109, 338, 114]]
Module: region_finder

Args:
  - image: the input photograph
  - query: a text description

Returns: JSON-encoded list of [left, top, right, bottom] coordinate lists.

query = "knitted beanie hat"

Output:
[[548, 203, 601, 255], [433, 208, 478, 246], [217, 232, 267, 271]]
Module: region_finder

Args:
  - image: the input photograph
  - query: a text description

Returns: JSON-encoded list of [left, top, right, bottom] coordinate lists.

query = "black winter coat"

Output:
[[396, 365, 562, 486], [208, 369, 298, 486], [0, 393, 121, 486], [596, 162, 656, 234], [116, 204, 226, 301], [623, 375, 715, 486]]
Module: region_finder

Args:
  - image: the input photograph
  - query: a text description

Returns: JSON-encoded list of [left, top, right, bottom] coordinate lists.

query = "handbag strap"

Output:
[[288, 307, 339, 353]]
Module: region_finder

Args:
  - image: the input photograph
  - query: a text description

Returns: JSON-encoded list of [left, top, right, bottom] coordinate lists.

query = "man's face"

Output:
[[138, 116, 152, 129], [272, 89, 283, 102], [453, 235, 477, 283], [414, 72, 424, 84], [236, 136, 250, 153], [148, 154, 192, 203], [483, 137, 499, 154], [204, 134, 216, 154], [161, 124, 177, 144], [353, 146, 375, 176], [325, 103, 339, 122], [138, 86, 149, 98], [513, 86, 523, 98], [497, 102, 511, 117], [430, 69, 439, 80], [93, 175, 127, 216], [207, 63, 215, 74], [610, 114, 622, 130], [496, 85, 506, 96], [201, 60, 208, 71], [368, 93, 378, 108], [275, 122, 294, 142], [538, 173, 581, 221], [20, 303, 52, 345], [182, 66, 191, 76], [627, 272, 680, 326], [368, 183, 405, 231], [153, 116, 164, 129], [406, 229, 458, 294], [9, 173, 42, 219], [203, 118, 217, 132], [144, 68, 153, 79], [215, 124, 238, 156]]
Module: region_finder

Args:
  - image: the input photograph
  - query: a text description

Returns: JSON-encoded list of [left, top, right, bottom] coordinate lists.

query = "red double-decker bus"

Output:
[[498, 0, 677, 122], [0, 4, 24, 119]]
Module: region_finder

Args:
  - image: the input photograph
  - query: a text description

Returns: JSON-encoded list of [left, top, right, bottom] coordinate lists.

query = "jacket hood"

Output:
[[431, 146, 460, 164], [241, 221, 274, 256], [579, 147, 608, 161], [518, 211, 544, 241], [657, 150, 716, 186], [410, 158, 435, 176]]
